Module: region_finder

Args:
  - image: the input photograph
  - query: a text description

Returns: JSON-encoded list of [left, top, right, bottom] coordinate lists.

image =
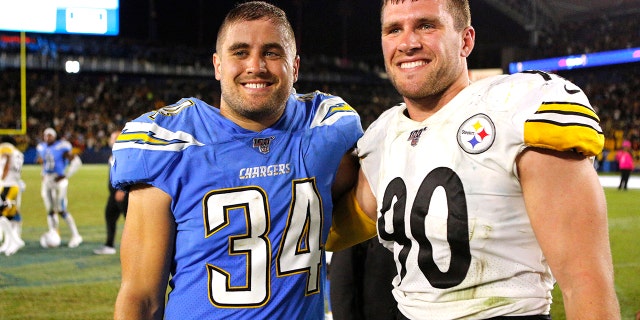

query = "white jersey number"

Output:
[[203, 179, 323, 307], [378, 167, 471, 289]]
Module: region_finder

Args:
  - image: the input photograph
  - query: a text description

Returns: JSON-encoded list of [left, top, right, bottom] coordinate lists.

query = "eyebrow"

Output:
[[227, 42, 250, 51], [383, 16, 438, 30], [226, 42, 286, 52]]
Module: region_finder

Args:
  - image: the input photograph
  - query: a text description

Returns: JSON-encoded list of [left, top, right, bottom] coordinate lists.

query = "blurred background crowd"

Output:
[[0, 8, 638, 172]]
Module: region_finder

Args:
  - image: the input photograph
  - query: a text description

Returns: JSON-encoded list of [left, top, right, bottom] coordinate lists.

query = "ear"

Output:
[[292, 55, 301, 83], [213, 53, 222, 80], [461, 26, 475, 58]]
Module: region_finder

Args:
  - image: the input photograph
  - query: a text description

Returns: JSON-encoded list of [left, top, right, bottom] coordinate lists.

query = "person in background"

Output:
[[616, 140, 634, 190], [94, 130, 128, 255], [36, 127, 83, 248], [111, 2, 363, 319], [0, 135, 25, 256], [348, 0, 620, 319]]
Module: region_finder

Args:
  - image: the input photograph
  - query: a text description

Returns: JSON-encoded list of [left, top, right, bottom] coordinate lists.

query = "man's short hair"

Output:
[[215, 1, 296, 55]]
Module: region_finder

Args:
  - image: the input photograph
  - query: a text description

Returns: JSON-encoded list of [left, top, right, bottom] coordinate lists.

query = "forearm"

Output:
[[326, 189, 376, 251], [114, 286, 165, 320], [561, 274, 620, 319], [65, 155, 82, 178], [557, 232, 619, 319]]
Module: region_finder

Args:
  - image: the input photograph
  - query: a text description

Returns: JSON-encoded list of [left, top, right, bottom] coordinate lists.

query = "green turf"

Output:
[[0, 165, 637, 319], [0, 164, 121, 320], [549, 187, 640, 319]]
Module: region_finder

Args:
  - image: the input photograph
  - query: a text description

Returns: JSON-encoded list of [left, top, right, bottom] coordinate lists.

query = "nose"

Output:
[[246, 54, 267, 74], [397, 30, 421, 53]]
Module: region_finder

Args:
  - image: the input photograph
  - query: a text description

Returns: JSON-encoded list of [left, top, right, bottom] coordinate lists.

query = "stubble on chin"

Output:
[[390, 69, 451, 101], [222, 90, 289, 123]]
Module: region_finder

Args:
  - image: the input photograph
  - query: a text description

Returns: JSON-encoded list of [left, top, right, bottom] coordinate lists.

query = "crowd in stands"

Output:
[[0, 67, 399, 163], [0, 10, 638, 170], [531, 11, 639, 59]]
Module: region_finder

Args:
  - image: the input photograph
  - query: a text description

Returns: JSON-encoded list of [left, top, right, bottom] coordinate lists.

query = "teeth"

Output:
[[245, 83, 267, 88], [400, 61, 426, 69]]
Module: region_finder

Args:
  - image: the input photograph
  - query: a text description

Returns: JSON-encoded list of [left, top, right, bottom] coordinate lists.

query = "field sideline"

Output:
[[0, 164, 638, 319]]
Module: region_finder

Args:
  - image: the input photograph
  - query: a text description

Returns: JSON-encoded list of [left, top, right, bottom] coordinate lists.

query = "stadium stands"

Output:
[[0, 9, 638, 169]]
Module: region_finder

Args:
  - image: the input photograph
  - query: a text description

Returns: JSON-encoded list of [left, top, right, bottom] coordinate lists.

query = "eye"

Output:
[[232, 50, 249, 57], [419, 23, 433, 30], [383, 26, 402, 36], [264, 50, 284, 59]]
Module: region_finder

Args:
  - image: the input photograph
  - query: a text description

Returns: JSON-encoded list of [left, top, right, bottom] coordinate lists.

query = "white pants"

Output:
[[41, 174, 68, 214]]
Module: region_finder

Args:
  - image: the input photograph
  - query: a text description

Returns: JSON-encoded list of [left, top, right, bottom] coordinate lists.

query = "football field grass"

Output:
[[0, 165, 638, 319]]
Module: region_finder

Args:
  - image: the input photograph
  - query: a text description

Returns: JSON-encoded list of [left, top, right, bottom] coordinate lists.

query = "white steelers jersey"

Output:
[[0, 142, 24, 186], [358, 71, 603, 319]]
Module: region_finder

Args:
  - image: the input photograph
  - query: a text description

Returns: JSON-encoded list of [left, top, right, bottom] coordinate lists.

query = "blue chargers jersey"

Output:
[[36, 140, 72, 175], [111, 93, 363, 319]]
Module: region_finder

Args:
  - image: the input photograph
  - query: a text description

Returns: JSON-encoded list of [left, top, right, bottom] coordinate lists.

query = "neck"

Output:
[[220, 105, 284, 132], [404, 75, 471, 122]]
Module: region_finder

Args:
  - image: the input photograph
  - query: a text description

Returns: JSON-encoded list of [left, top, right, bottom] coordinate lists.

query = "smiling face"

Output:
[[213, 18, 299, 131], [381, 0, 474, 114]]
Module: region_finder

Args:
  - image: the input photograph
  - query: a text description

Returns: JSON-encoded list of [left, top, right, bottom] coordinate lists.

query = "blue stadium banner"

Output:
[[509, 47, 640, 73]]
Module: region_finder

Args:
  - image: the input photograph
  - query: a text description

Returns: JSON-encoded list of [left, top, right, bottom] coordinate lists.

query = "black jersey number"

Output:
[[378, 167, 471, 289]]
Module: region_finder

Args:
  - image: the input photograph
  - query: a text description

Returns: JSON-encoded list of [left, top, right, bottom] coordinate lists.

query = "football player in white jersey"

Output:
[[347, 0, 620, 319], [0, 136, 25, 256], [112, 2, 364, 319]]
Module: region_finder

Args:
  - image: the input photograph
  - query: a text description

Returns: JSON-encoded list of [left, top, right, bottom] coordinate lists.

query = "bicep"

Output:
[[355, 168, 378, 221], [2, 154, 9, 178], [518, 148, 612, 286], [331, 150, 359, 199]]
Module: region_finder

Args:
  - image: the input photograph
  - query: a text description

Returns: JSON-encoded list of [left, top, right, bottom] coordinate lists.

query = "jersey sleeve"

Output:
[[356, 106, 401, 199], [60, 140, 73, 153], [0, 144, 11, 157], [517, 71, 604, 156], [309, 92, 363, 148], [110, 100, 205, 190]]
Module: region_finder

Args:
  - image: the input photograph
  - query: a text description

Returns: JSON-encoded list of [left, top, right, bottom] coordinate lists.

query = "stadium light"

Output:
[[65, 60, 80, 73]]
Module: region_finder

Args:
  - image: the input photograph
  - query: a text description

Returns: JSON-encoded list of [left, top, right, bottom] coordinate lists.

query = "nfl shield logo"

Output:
[[253, 136, 275, 154], [408, 127, 427, 147]]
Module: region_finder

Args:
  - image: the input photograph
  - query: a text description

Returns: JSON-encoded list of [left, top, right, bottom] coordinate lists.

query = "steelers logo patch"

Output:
[[457, 113, 495, 154]]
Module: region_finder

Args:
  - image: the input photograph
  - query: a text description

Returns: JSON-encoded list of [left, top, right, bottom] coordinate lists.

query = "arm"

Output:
[[518, 148, 620, 319], [114, 184, 175, 320], [66, 155, 82, 177], [326, 168, 378, 251], [353, 168, 377, 221], [114, 189, 127, 202], [60, 151, 82, 180], [331, 149, 359, 199], [1, 153, 9, 181]]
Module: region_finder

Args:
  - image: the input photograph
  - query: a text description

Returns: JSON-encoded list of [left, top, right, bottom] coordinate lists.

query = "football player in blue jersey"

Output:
[[112, 2, 365, 319], [345, 0, 620, 319], [36, 127, 83, 248]]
